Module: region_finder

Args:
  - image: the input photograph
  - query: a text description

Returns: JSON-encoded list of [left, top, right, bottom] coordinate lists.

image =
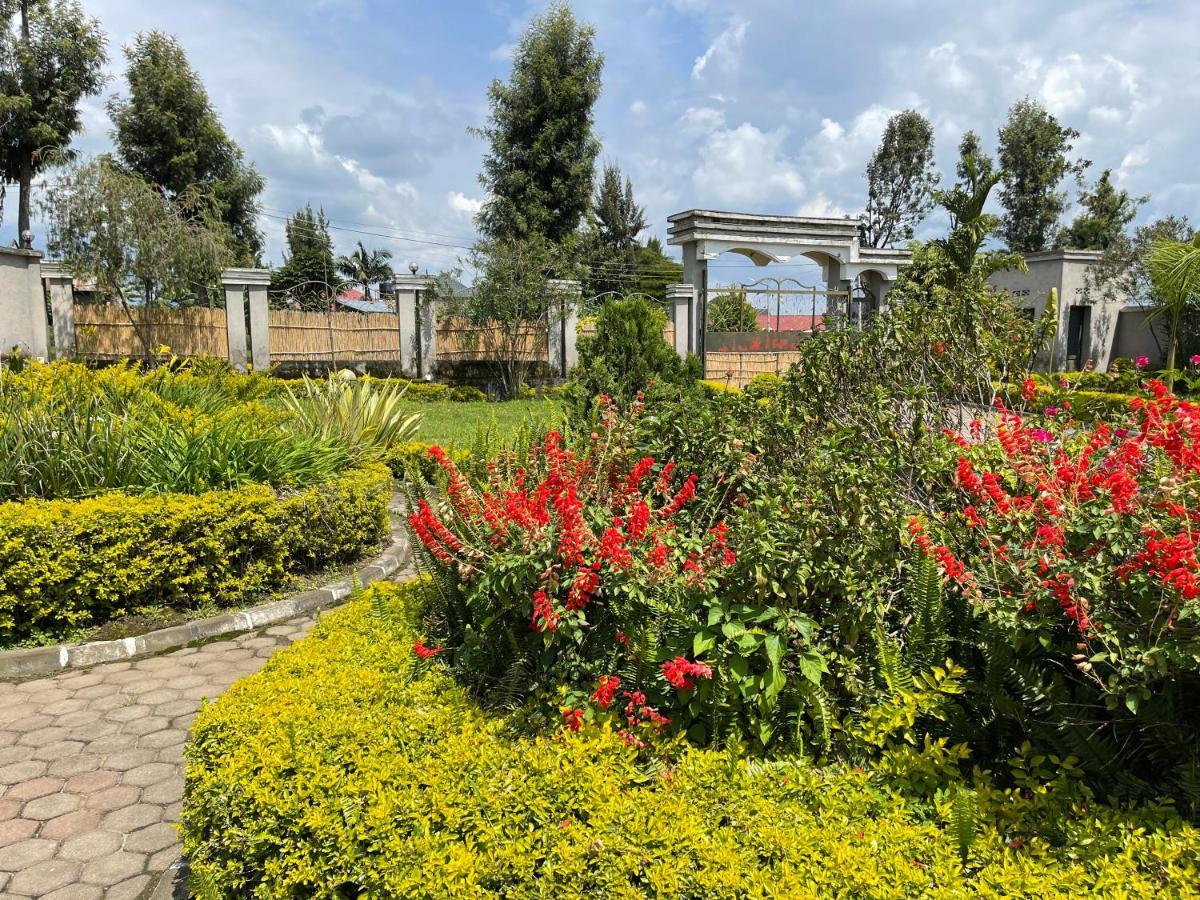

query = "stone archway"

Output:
[[665, 209, 912, 362]]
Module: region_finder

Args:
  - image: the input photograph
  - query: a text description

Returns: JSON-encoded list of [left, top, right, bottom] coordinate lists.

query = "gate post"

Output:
[[393, 274, 435, 379], [221, 268, 271, 372], [547, 279, 581, 377], [667, 283, 695, 359], [41, 261, 76, 360], [0, 247, 48, 360]]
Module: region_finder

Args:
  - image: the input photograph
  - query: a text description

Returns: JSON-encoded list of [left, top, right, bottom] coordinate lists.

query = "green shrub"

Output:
[[182, 582, 1200, 898], [449, 384, 488, 402], [382, 440, 471, 484], [280, 375, 421, 457], [569, 297, 698, 404], [0, 465, 391, 644]]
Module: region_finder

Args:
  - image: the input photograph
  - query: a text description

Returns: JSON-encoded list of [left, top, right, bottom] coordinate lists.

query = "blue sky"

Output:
[[6, 0, 1199, 287]]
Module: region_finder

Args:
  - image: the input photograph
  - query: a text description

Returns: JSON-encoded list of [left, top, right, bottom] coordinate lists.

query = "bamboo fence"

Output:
[[268, 309, 402, 362], [436, 315, 548, 363], [73, 304, 228, 359], [705, 351, 805, 389]]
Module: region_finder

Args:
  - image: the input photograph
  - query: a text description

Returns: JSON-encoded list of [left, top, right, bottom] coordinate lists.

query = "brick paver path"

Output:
[[0, 614, 321, 898]]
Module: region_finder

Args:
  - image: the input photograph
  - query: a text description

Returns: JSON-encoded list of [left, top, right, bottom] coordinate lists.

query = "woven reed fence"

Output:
[[73, 304, 228, 359], [436, 315, 548, 363], [705, 351, 805, 389], [268, 309, 401, 362], [577, 321, 674, 347]]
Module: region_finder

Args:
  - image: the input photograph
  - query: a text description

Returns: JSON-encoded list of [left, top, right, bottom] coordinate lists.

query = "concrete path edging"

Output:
[[0, 526, 412, 683]]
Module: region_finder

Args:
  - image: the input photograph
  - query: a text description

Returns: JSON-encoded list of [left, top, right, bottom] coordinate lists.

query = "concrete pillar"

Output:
[[547, 279, 582, 376], [667, 283, 695, 358], [220, 268, 271, 372], [41, 261, 76, 359], [392, 275, 434, 378], [0, 247, 48, 360], [220, 271, 249, 372]]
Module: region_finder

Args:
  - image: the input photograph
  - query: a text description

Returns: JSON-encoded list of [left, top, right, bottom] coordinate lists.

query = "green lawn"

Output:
[[401, 399, 563, 448]]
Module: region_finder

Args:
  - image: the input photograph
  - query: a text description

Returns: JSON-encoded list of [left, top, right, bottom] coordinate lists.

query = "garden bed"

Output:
[[0, 464, 393, 649], [181, 581, 1200, 897]]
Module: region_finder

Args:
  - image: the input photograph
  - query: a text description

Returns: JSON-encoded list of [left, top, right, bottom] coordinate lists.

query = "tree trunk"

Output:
[[17, 149, 32, 241]]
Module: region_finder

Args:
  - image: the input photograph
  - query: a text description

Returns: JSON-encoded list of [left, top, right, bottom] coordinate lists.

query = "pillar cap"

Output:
[[220, 267, 271, 287], [665, 283, 696, 298], [40, 260, 73, 280], [391, 274, 436, 289]]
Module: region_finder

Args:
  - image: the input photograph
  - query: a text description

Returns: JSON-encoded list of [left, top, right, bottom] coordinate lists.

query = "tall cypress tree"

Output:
[[589, 162, 647, 296], [474, 3, 603, 247]]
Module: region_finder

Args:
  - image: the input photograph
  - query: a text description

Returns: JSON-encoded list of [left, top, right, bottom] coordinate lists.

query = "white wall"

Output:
[[0, 248, 48, 359]]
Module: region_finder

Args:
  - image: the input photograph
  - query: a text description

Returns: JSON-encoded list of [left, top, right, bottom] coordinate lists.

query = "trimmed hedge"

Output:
[[182, 582, 1200, 898], [0, 464, 392, 644]]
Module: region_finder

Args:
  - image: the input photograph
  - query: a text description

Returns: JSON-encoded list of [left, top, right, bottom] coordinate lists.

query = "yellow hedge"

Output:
[[182, 581, 1200, 898], [0, 464, 391, 643]]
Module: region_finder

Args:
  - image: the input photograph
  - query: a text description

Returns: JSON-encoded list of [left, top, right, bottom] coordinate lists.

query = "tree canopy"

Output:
[[997, 97, 1088, 253], [586, 162, 647, 296], [336, 241, 393, 301], [861, 110, 938, 248], [1056, 169, 1145, 251], [707, 290, 760, 332], [108, 31, 264, 263], [0, 0, 106, 238], [271, 204, 339, 310], [474, 3, 602, 247]]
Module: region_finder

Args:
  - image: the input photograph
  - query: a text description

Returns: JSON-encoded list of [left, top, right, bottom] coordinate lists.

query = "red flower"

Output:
[[412, 640, 444, 659], [532, 589, 560, 633], [661, 656, 713, 691], [562, 708, 584, 732], [591, 675, 621, 710]]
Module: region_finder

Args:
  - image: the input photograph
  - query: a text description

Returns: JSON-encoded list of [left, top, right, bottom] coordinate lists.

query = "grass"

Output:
[[401, 398, 562, 448]]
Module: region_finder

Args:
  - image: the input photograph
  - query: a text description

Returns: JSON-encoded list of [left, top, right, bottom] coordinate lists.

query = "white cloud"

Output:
[[1117, 144, 1150, 182], [692, 20, 748, 80], [796, 193, 848, 218], [447, 190, 484, 216], [691, 122, 805, 206], [629, 99, 647, 116], [680, 106, 725, 131]]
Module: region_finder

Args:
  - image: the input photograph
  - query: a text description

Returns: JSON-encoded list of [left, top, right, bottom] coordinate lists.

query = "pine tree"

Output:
[[474, 3, 603, 246], [1057, 170, 1145, 251], [588, 162, 647, 296]]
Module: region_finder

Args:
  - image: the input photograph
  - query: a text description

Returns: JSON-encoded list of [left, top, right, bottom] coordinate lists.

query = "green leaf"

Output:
[[693, 631, 717, 656]]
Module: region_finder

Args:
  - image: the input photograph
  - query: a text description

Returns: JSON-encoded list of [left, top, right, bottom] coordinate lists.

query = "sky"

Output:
[[5, 0, 1200, 288]]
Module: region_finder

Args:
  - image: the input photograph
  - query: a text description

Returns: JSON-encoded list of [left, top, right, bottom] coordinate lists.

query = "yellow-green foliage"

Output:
[[182, 581, 1200, 898], [382, 440, 471, 483], [698, 378, 741, 396], [0, 465, 391, 642], [1056, 389, 1133, 423]]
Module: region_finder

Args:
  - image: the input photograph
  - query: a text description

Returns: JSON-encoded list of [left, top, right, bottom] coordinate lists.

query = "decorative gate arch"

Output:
[[666, 209, 912, 364]]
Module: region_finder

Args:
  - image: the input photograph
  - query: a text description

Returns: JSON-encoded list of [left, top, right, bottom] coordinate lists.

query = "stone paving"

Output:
[[0, 614, 321, 898]]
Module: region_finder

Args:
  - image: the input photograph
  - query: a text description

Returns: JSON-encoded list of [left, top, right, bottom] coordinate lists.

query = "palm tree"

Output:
[[336, 241, 394, 300], [1146, 232, 1200, 376]]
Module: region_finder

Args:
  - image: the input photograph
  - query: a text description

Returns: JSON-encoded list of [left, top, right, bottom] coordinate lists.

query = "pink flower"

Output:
[[1058, 378, 1069, 388], [1191, 354, 1200, 366], [1031, 428, 1053, 443], [1043, 406, 1060, 417], [1135, 355, 1149, 368]]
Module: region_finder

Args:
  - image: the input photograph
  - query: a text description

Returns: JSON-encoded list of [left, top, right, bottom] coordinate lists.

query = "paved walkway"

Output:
[[0, 614, 322, 898]]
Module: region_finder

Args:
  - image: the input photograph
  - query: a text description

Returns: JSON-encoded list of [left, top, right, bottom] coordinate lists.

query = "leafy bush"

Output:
[[181, 582, 1200, 898], [448, 384, 488, 402], [569, 296, 698, 404], [0, 464, 391, 645], [926, 380, 1200, 800], [281, 375, 421, 458], [706, 289, 760, 332], [0, 362, 351, 499], [405, 401, 831, 749], [382, 440, 472, 484]]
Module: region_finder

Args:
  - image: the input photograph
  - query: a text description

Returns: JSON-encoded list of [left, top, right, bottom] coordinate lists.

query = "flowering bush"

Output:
[[407, 397, 824, 748], [923, 380, 1200, 794]]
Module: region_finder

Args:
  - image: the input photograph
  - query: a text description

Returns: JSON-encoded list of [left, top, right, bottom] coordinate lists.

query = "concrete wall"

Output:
[[0, 248, 48, 359], [989, 250, 1126, 372], [1112, 308, 1168, 367]]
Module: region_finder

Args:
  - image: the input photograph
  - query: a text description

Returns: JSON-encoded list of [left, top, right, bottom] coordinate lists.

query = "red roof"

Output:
[[755, 313, 824, 332]]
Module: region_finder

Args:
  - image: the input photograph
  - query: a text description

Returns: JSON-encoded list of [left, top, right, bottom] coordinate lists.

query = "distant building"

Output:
[[754, 313, 824, 332], [988, 249, 1166, 371], [335, 278, 471, 314]]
